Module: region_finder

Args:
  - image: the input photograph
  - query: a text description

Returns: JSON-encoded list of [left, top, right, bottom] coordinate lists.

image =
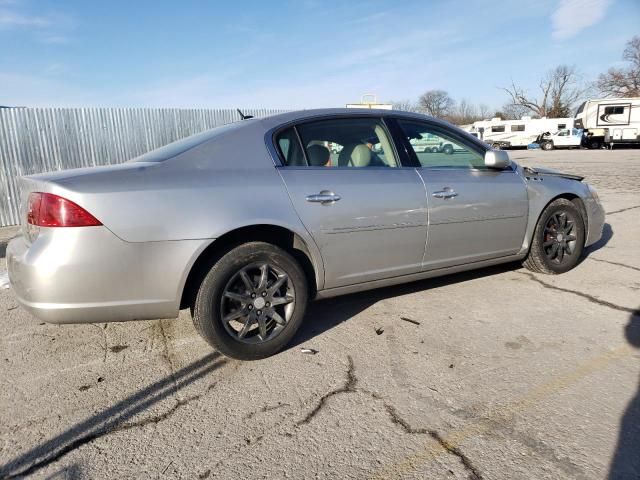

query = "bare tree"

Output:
[[418, 89, 455, 118], [498, 103, 531, 120], [502, 65, 584, 118], [596, 36, 640, 97], [390, 99, 419, 112], [477, 103, 491, 120], [448, 99, 485, 124]]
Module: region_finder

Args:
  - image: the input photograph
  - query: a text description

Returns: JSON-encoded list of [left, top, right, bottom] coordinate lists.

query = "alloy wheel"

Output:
[[220, 262, 295, 344], [542, 211, 578, 264]]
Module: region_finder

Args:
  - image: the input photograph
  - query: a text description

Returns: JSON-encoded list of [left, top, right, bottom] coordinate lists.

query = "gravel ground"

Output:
[[0, 148, 638, 480]]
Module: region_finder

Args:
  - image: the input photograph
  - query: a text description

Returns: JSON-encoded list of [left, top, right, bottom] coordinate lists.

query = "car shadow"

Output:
[[608, 311, 640, 479], [0, 352, 227, 479], [583, 222, 614, 256], [289, 262, 520, 349]]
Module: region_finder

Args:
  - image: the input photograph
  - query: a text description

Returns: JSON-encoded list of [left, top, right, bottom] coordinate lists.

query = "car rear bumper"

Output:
[[7, 227, 210, 324]]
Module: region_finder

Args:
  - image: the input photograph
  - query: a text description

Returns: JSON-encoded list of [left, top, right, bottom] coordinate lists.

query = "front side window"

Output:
[[511, 124, 525, 132], [491, 125, 505, 133], [398, 120, 485, 169], [276, 118, 399, 168]]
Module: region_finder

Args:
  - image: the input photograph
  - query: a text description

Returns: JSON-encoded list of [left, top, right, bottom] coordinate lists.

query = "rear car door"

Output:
[[274, 116, 428, 289], [395, 119, 529, 270]]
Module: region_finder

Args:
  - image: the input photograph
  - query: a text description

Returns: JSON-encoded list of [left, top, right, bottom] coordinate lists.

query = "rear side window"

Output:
[[511, 124, 525, 132], [276, 128, 306, 166], [276, 118, 399, 168], [491, 125, 505, 133]]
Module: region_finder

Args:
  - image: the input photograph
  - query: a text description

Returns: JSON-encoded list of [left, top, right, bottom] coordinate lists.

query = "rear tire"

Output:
[[192, 242, 308, 360], [541, 141, 554, 151], [523, 199, 585, 274], [443, 144, 454, 155]]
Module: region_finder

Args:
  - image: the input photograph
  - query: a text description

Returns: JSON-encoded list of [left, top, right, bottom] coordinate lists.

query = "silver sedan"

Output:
[[7, 109, 605, 359]]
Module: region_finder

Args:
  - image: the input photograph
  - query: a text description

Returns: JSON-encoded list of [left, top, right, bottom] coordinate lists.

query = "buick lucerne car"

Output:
[[7, 109, 605, 360]]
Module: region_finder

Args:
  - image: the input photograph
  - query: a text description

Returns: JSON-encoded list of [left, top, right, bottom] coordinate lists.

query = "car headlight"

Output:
[[588, 184, 600, 203]]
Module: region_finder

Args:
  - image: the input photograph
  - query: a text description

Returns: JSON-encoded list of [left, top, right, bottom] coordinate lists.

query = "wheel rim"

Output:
[[220, 262, 295, 344], [542, 211, 578, 264]]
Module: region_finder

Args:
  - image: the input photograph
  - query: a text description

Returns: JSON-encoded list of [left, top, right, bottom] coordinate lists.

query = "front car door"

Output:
[[274, 116, 428, 289], [394, 118, 529, 271]]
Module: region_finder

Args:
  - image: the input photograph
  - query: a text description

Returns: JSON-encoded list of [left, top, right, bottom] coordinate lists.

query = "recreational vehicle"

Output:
[[574, 97, 640, 148], [466, 117, 574, 149]]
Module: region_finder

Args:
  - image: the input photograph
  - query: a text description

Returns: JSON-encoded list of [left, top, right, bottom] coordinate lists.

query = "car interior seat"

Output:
[[306, 144, 331, 166], [338, 143, 371, 167]]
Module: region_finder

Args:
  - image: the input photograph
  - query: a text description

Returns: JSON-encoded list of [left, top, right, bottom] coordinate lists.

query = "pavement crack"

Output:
[[118, 382, 218, 432], [158, 321, 179, 397], [296, 355, 357, 426], [588, 257, 640, 273], [606, 205, 640, 215], [383, 403, 483, 480], [519, 271, 640, 316], [90, 324, 108, 363], [244, 402, 290, 420], [1, 381, 220, 479]]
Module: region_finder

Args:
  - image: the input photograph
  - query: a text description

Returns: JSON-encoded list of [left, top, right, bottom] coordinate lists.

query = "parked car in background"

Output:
[[538, 128, 584, 150], [7, 109, 605, 360]]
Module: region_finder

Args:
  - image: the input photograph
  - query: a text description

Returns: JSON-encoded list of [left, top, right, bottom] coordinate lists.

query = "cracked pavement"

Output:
[[1, 149, 639, 479]]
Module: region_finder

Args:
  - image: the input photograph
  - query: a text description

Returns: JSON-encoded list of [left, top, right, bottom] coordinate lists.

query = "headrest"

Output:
[[338, 143, 372, 167], [307, 144, 331, 167], [350, 144, 371, 167]]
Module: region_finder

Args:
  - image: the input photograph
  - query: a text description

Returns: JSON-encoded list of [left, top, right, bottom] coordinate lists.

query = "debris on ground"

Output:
[[300, 348, 319, 355], [375, 327, 384, 335], [449, 364, 454, 369], [109, 345, 129, 353], [400, 316, 420, 326]]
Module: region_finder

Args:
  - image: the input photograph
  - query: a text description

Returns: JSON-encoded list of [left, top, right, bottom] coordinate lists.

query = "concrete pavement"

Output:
[[0, 148, 638, 479]]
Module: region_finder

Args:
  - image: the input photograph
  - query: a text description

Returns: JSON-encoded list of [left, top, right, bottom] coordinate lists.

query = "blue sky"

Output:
[[1, 0, 638, 109]]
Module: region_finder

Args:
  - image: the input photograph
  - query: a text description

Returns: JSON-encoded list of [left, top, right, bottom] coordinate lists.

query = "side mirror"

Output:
[[484, 150, 511, 169]]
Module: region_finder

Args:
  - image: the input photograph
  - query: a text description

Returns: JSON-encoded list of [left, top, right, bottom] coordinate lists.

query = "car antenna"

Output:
[[237, 109, 254, 120]]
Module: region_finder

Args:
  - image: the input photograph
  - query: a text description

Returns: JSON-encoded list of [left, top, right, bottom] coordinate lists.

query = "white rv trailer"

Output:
[[574, 97, 640, 148], [465, 117, 574, 149]]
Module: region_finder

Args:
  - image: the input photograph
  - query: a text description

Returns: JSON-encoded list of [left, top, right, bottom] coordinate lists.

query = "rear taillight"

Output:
[[27, 192, 102, 227]]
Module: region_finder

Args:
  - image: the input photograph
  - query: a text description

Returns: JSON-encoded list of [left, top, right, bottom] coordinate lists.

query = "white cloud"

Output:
[[551, 0, 612, 40], [0, 9, 50, 28]]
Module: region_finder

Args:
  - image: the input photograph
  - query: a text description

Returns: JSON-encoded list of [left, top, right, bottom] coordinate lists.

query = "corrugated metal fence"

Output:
[[0, 108, 285, 227]]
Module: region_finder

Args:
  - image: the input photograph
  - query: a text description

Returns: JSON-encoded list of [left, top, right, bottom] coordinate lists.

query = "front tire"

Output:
[[541, 141, 554, 151], [523, 199, 585, 274], [192, 242, 308, 360]]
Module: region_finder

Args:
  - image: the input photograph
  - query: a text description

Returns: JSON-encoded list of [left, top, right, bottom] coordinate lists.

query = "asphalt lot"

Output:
[[1, 148, 639, 480]]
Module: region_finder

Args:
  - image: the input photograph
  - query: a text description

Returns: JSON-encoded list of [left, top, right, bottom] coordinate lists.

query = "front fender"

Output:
[[517, 165, 602, 253]]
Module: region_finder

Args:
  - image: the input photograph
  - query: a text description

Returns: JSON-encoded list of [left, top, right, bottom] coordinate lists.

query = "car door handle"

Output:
[[432, 189, 458, 199], [306, 191, 341, 204]]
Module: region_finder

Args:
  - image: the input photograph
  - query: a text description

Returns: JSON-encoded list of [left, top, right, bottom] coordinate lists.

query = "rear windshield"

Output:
[[129, 121, 244, 163]]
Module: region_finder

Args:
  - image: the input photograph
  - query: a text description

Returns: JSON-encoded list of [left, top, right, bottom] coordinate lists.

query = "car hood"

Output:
[[522, 165, 584, 182]]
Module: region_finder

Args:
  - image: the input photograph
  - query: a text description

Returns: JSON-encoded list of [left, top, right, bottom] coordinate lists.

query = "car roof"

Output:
[[259, 108, 450, 130]]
